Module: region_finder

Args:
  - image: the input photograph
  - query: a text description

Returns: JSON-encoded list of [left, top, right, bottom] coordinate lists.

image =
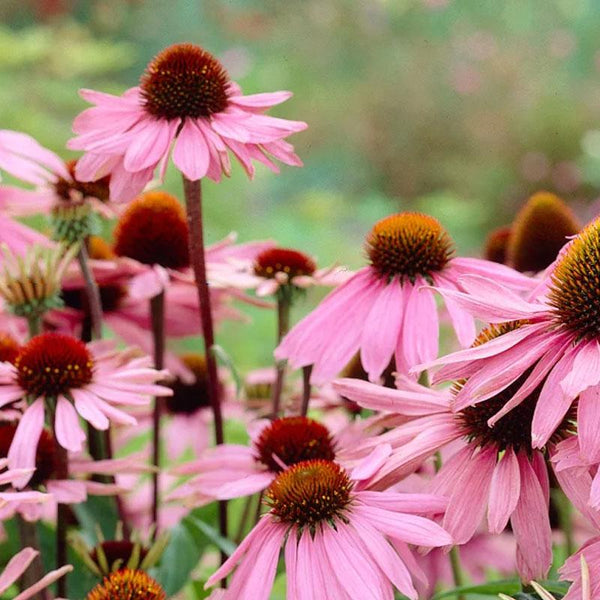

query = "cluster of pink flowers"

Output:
[[0, 35, 598, 600]]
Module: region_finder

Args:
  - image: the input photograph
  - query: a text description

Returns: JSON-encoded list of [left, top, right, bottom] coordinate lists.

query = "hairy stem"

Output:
[[182, 175, 227, 566], [271, 295, 291, 417], [150, 291, 165, 537]]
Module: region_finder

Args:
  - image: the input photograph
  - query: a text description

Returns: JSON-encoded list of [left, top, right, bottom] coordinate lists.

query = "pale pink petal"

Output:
[[7, 398, 45, 486], [578, 387, 600, 463], [0, 547, 38, 593], [487, 448, 520, 534], [214, 472, 275, 499], [71, 388, 109, 430], [402, 279, 439, 369], [13, 564, 73, 600], [532, 345, 579, 448], [561, 339, 600, 398], [360, 278, 404, 382], [230, 91, 293, 108], [123, 118, 175, 171], [450, 257, 536, 291], [172, 119, 210, 180], [435, 276, 476, 347], [128, 266, 170, 300], [355, 491, 447, 515], [351, 444, 392, 484], [46, 480, 87, 503], [54, 396, 86, 452], [510, 455, 552, 582], [443, 447, 496, 544]]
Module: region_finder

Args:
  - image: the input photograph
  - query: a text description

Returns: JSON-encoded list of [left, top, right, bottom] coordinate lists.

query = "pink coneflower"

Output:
[[205, 458, 452, 599], [211, 245, 350, 298], [334, 323, 577, 582], [275, 212, 534, 384], [0, 546, 72, 600], [170, 415, 367, 506], [0, 129, 68, 185], [67, 43, 307, 202], [418, 216, 600, 452], [0, 332, 171, 484]]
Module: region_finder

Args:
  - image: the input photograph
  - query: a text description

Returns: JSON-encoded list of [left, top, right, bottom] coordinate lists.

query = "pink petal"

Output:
[[435, 276, 476, 347], [214, 472, 275, 499], [172, 119, 210, 180], [46, 479, 87, 503], [487, 447, 520, 534], [0, 547, 38, 593], [578, 387, 600, 463], [54, 396, 86, 452], [561, 339, 600, 398], [510, 455, 552, 582], [402, 279, 439, 369], [7, 398, 44, 487], [532, 346, 578, 448], [71, 388, 110, 430], [123, 118, 175, 171], [442, 447, 496, 544], [14, 564, 73, 600], [360, 278, 404, 382], [230, 91, 293, 108], [450, 257, 536, 291]]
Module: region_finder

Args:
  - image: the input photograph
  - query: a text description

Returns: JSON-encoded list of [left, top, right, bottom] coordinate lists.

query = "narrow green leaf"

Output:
[[211, 343, 242, 396]]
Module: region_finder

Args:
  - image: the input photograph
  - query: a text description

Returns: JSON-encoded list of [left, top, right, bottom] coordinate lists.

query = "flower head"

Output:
[[2, 333, 172, 485], [85, 568, 166, 600], [68, 42, 307, 202], [275, 211, 534, 384], [205, 457, 452, 600]]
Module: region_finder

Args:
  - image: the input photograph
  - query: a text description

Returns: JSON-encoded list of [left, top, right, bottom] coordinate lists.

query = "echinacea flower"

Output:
[[211, 245, 350, 299], [1, 332, 171, 484], [169, 415, 368, 506], [205, 458, 452, 600], [418, 216, 600, 455], [275, 212, 534, 384], [68, 42, 307, 202], [85, 568, 166, 600], [0, 546, 72, 600], [334, 322, 578, 582]]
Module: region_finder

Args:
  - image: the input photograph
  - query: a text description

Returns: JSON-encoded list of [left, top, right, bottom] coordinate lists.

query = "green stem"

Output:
[[27, 314, 41, 337], [271, 295, 291, 418], [449, 546, 465, 600], [554, 488, 574, 556], [300, 365, 313, 417]]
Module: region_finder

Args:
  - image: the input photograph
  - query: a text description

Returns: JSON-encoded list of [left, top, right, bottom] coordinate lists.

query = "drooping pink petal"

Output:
[[561, 339, 600, 398], [442, 447, 496, 545], [213, 472, 275, 500], [14, 564, 73, 600], [510, 455, 552, 582], [578, 386, 600, 463], [54, 396, 86, 452], [46, 479, 87, 503], [402, 278, 439, 369], [450, 257, 536, 291], [532, 345, 579, 448], [360, 278, 404, 382], [355, 491, 447, 515], [0, 547, 38, 593], [173, 119, 210, 180], [123, 118, 176, 172], [434, 275, 476, 347], [487, 448, 520, 534], [7, 398, 45, 486]]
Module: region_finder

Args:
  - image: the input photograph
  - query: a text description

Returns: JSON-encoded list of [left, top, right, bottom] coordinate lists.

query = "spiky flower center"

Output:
[[254, 417, 336, 473], [508, 192, 580, 273], [0, 424, 58, 487], [266, 459, 353, 527], [54, 159, 110, 204], [548, 218, 600, 340], [114, 191, 190, 269], [140, 43, 229, 120], [254, 247, 317, 280], [90, 541, 149, 573], [86, 568, 166, 600], [455, 322, 575, 452], [366, 213, 453, 282], [166, 354, 213, 415], [0, 333, 20, 364], [16, 333, 93, 397]]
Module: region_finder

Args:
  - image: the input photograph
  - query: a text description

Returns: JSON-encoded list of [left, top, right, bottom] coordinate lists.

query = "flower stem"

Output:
[[16, 517, 48, 600], [150, 291, 165, 537], [54, 442, 69, 598], [449, 546, 465, 600], [27, 315, 42, 337], [554, 488, 574, 556], [181, 175, 227, 565], [300, 365, 313, 417], [77, 242, 103, 340], [271, 295, 291, 417]]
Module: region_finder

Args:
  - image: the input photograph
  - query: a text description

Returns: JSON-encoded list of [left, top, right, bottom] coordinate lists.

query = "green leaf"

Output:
[[184, 514, 237, 556], [72, 495, 119, 543], [211, 344, 242, 396], [431, 579, 521, 599], [151, 522, 202, 596]]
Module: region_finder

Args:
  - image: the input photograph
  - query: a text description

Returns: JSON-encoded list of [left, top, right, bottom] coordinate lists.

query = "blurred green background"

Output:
[[2, 0, 600, 368]]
